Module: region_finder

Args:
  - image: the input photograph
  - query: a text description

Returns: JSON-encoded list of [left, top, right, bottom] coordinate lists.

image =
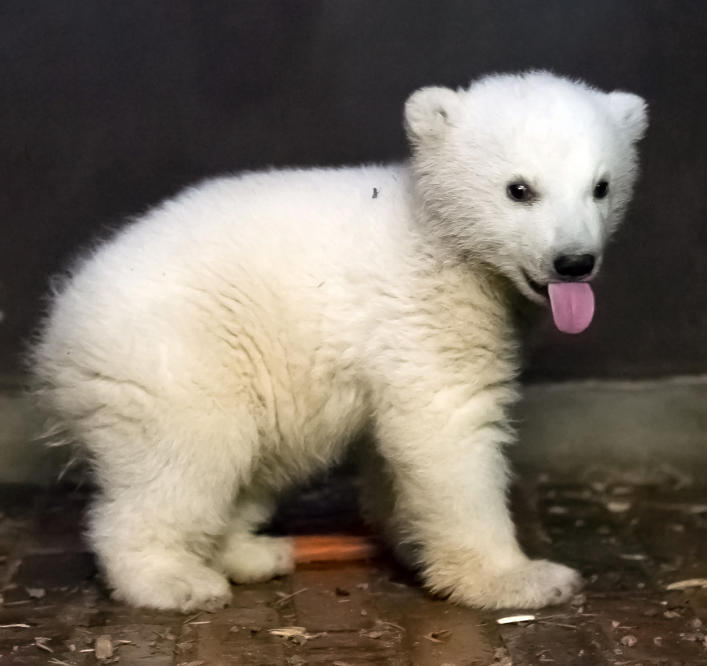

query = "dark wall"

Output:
[[1, 1, 706, 381]]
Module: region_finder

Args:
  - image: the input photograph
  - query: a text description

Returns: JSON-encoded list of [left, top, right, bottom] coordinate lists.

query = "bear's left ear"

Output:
[[404, 86, 461, 144], [607, 91, 649, 143]]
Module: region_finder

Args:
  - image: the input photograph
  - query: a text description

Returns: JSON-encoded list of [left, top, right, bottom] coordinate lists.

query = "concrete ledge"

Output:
[[1, 376, 706, 485], [512, 376, 707, 484], [0, 389, 67, 484]]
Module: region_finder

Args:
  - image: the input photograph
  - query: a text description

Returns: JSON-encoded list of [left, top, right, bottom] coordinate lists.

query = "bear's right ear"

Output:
[[404, 86, 461, 144], [607, 91, 649, 143]]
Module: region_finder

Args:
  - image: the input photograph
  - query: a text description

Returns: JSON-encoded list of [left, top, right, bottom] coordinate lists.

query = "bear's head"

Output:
[[404, 71, 647, 333]]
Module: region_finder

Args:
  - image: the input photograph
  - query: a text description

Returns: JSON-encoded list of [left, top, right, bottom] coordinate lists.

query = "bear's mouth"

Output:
[[522, 270, 597, 334], [522, 271, 549, 300]]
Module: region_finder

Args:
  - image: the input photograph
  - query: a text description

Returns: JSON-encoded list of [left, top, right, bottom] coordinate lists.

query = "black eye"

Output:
[[593, 180, 609, 199], [507, 182, 534, 203]]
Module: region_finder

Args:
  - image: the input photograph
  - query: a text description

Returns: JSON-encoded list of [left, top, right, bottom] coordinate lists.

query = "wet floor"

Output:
[[0, 472, 705, 665]]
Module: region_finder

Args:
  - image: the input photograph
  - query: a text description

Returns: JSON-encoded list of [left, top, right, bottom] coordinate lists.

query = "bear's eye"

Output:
[[506, 182, 535, 203], [593, 180, 609, 199]]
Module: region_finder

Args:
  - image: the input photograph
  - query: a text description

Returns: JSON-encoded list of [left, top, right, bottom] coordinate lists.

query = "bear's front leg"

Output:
[[374, 383, 582, 609]]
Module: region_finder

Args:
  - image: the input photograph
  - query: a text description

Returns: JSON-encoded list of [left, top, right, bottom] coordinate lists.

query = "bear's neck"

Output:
[[405, 199, 515, 310], [401, 174, 536, 364]]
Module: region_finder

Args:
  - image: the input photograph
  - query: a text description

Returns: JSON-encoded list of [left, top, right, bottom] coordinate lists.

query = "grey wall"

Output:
[[1, 1, 706, 381]]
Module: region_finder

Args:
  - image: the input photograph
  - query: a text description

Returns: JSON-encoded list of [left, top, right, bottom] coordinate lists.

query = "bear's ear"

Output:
[[607, 91, 648, 143], [404, 86, 461, 144]]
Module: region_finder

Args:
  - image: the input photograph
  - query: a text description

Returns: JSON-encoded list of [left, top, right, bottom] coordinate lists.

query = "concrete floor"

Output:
[[0, 470, 705, 665]]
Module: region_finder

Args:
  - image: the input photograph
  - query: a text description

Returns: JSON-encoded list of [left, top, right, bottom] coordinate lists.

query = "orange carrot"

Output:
[[292, 535, 379, 563]]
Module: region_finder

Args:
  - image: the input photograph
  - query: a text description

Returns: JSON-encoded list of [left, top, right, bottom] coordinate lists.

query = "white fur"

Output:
[[30, 71, 646, 611]]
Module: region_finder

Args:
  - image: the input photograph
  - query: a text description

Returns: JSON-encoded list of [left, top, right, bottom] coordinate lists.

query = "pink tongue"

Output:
[[548, 283, 595, 334]]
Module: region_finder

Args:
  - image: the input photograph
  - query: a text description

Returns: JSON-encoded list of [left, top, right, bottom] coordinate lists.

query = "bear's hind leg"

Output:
[[90, 493, 233, 611], [215, 489, 294, 584], [85, 408, 260, 611]]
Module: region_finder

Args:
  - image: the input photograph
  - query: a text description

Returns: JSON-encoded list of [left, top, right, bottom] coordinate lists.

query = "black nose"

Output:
[[553, 253, 595, 278]]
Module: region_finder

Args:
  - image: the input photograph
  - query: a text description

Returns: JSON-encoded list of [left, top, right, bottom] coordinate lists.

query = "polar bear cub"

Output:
[[31, 71, 647, 611]]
